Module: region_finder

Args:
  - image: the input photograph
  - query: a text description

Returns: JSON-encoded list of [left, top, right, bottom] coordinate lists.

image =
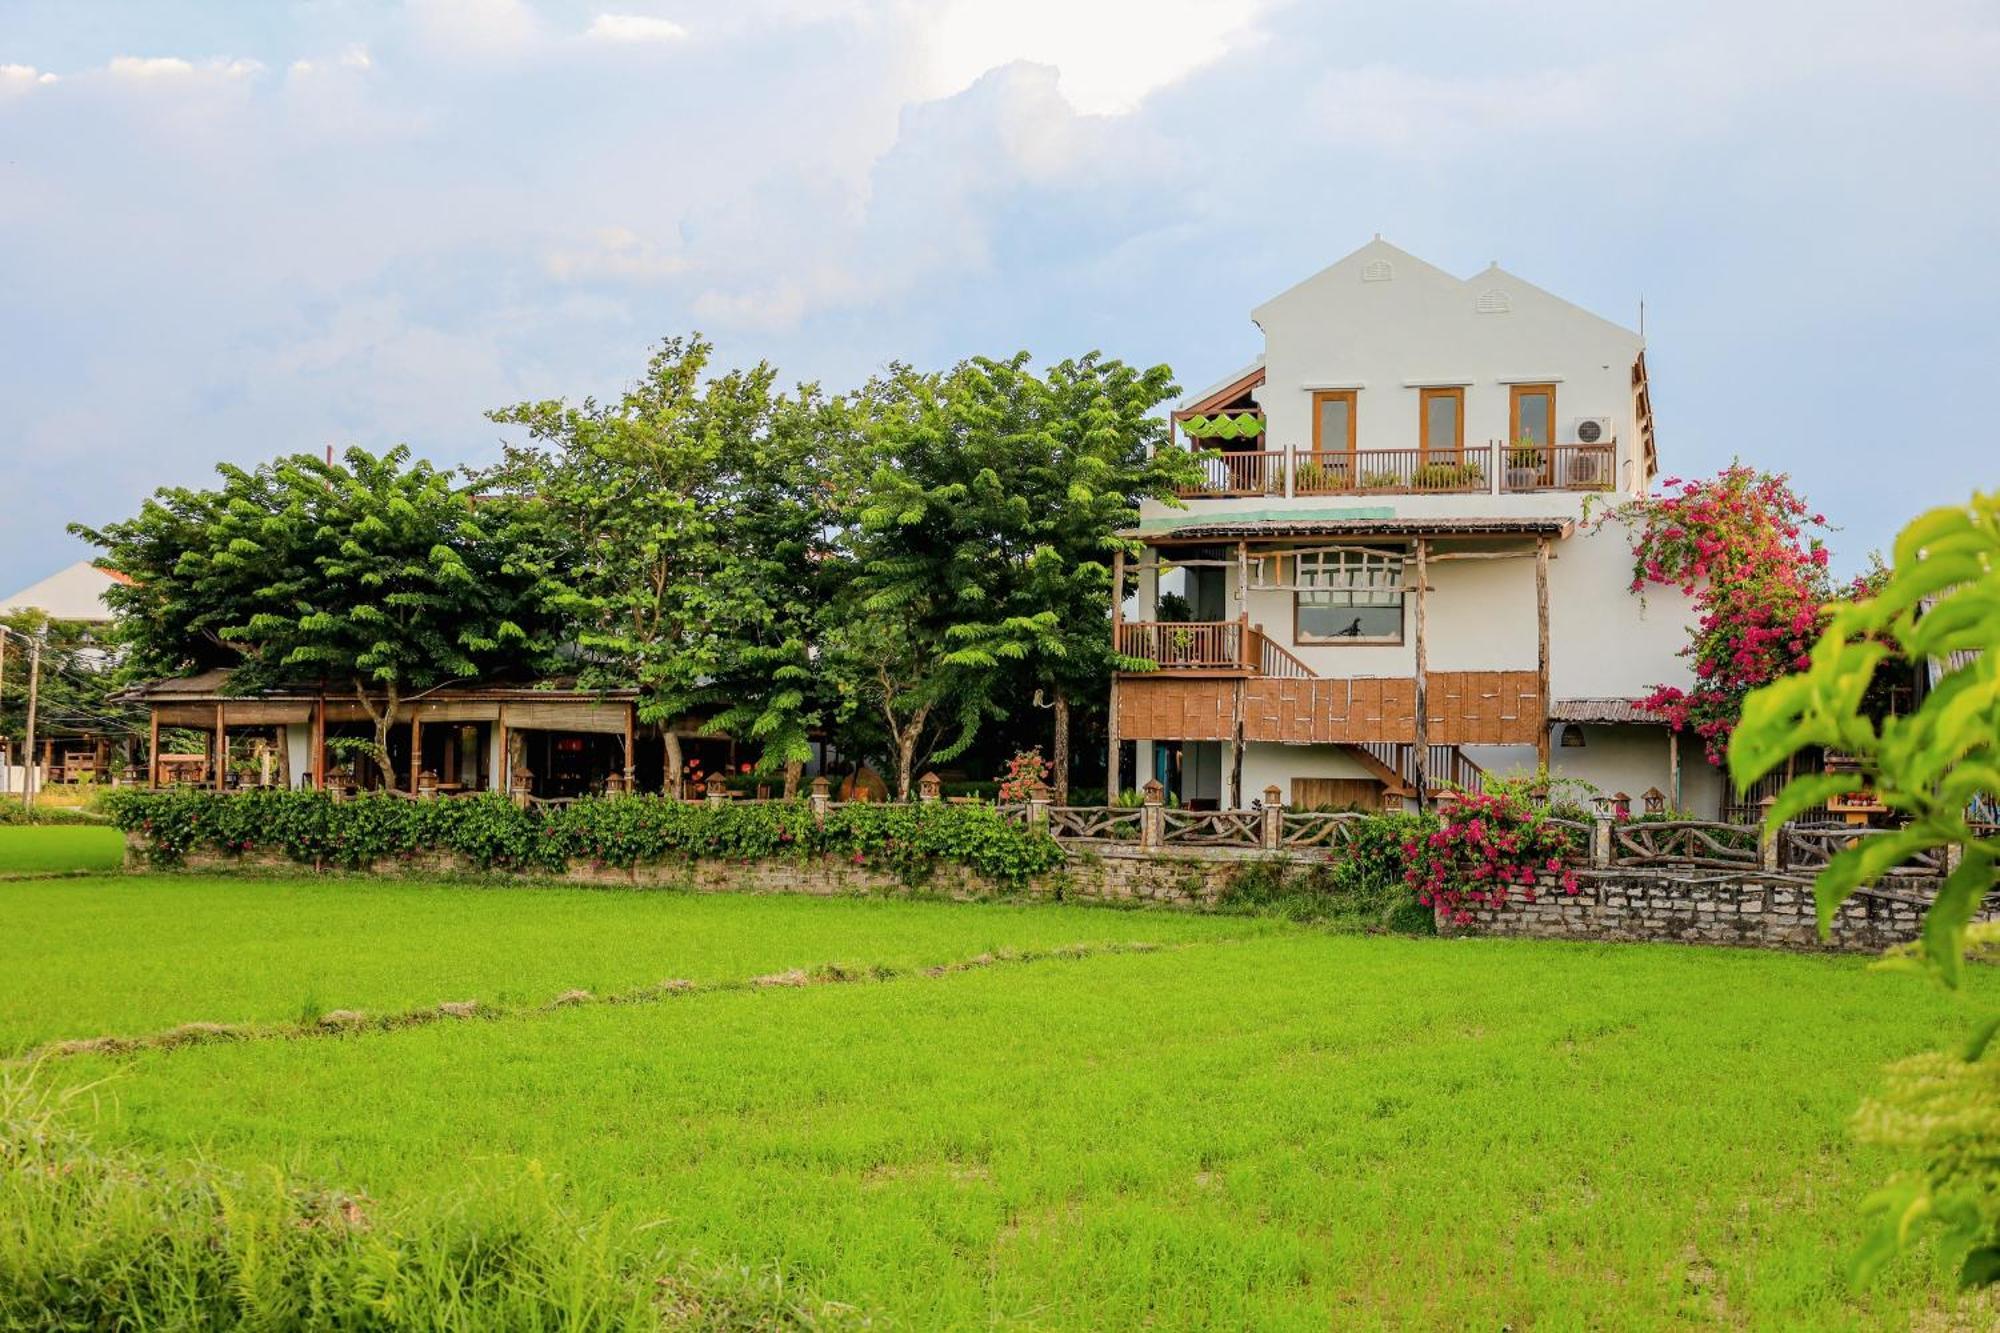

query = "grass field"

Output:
[[11, 874, 1997, 1328], [0, 825, 123, 877]]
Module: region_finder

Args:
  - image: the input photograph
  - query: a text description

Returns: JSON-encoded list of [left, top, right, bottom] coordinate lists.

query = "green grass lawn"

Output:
[[11, 874, 1996, 1328], [0, 876, 1279, 1051], [0, 825, 123, 876]]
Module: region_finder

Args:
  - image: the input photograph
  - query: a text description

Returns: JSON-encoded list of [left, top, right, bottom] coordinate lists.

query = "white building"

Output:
[[1111, 238, 1723, 816]]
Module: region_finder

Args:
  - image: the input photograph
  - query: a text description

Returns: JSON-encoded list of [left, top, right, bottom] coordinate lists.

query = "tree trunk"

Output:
[[782, 758, 802, 800], [894, 731, 917, 802], [354, 679, 399, 791], [664, 731, 683, 799], [1051, 686, 1070, 806]]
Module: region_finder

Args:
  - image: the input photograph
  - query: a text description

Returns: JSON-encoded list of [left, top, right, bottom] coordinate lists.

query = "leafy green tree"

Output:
[[1731, 492, 2000, 1286], [0, 610, 133, 775], [841, 353, 1195, 802], [482, 336, 840, 792], [74, 447, 560, 788]]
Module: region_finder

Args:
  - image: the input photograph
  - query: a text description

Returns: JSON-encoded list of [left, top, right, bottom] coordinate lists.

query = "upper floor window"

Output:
[[1294, 546, 1405, 644], [1419, 387, 1463, 461], [1510, 383, 1556, 448], [1311, 390, 1357, 458]]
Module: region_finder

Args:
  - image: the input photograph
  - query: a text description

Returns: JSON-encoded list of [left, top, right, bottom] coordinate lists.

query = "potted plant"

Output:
[[1506, 438, 1545, 490]]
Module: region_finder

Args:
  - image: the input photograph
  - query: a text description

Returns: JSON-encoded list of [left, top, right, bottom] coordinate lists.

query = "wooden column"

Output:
[[1108, 546, 1125, 800], [1412, 537, 1430, 809], [408, 712, 423, 796], [623, 702, 636, 784], [497, 719, 511, 795], [1535, 535, 1552, 773], [213, 702, 225, 792], [1229, 677, 1245, 810], [312, 698, 326, 792], [148, 708, 161, 788], [1667, 728, 1682, 813], [1235, 541, 1251, 666]]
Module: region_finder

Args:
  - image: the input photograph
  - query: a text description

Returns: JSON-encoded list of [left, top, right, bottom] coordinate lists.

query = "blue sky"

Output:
[[2, 0, 1996, 584]]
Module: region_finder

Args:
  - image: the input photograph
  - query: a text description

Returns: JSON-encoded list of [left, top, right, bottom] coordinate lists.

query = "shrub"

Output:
[[1402, 790, 1580, 925], [0, 1070, 858, 1330], [101, 789, 1064, 887], [1217, 813, 1436, 931]]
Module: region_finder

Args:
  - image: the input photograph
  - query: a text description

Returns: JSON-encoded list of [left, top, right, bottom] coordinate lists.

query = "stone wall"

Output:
[[1452, 870, 1994, 952], [127, 835, 1286, 907]]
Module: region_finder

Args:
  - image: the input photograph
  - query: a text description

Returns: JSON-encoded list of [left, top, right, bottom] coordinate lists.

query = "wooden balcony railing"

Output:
[[1498, 444, 1616, 492], [1116, 620, 1320, 677], [1171, 439, 1620, 498], [1174, 450, 1284, 498], [1116, 620, 1247, 670], [1293, 449, 1487, 495]]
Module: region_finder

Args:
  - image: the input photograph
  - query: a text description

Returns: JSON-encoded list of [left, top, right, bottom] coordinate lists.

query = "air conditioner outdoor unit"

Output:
[[1570, 416, 1614, 445]]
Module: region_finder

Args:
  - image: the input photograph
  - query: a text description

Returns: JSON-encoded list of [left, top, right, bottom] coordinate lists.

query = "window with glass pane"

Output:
[[1420, 388, 1462, 460], [1511, 384, 1554, 447], [1295, 547, 1405, 642], [1313, 390, 1354, 455]]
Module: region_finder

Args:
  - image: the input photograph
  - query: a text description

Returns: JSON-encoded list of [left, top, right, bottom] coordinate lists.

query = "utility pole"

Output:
[[22, 635, 40, 817]]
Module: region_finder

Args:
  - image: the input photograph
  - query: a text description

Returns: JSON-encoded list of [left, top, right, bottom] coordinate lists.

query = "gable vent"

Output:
[[1475, 289, 1512, 314], [1361, 259, 1393, 282]]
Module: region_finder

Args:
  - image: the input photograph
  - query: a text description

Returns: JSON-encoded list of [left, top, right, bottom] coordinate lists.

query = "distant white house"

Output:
[[1110, 237, 1718, 816], [0, 560, 127, 624]]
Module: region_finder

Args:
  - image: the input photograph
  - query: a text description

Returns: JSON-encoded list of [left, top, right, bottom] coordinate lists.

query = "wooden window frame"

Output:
[[1419, 386, 1464, 463], [1292, 547, 1407, 646], [1509, 382, 1558, 483], [1310, 389, 1358, 460]]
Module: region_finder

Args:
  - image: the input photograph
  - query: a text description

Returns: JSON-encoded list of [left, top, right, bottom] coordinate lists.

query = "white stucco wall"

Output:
[[1239, 743, 1376, 806], [1247, 238, 1646, 490]]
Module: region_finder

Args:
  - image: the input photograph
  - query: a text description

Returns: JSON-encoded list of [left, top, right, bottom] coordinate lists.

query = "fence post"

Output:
[[918, 771, 942, 804], [1026, 779, 1051, 831], [706, 778, 728, 810], [1261, 784, 1283, 851], [1141, 778, 1165, 850], [1592, 814, 1613, 868], [1758, 796, 1782, 872], [808, 775, 830, 827]]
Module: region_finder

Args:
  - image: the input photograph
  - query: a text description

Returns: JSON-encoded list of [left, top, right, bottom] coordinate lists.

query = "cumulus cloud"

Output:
[[583, 14, 690, 44], [546, 226, 691, 282], [289, 45, 375, 77], [0, 63, 60, 95], [105, 55, 263, 82]]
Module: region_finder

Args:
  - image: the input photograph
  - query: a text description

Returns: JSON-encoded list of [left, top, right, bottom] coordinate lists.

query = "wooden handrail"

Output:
[[1498, 443, 1616, 492], [1174, 450, 1285, 498], [1292, 448, 1487, 495], [1115, 620, 1246, 670]]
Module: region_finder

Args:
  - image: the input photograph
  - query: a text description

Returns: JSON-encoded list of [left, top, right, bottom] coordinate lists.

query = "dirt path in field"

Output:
[[14, 936, 1241, 1063]]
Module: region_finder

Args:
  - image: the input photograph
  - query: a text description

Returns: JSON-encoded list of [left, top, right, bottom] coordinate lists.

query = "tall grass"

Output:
[[0, 1067, 858, 1330]]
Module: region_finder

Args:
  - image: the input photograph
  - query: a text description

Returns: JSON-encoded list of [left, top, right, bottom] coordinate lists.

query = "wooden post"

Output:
[[497, 719, 510, 796], [623, 702, 636, 786], [21, 637, 39, 813], [1535, 535, 1552, 774], [213, 702, 225, 792], [148, 707, 161, 789], [1229, 677, 1245, 810], [1667, 728, 1681, 814], [1758, 795, 1782, 872], [409, 711, 423, 796], [1108, 546, 1124, 801], [1412, 536, 1430, 809], [1261, 784, 1283, 850], [312, 698, 326, 792]]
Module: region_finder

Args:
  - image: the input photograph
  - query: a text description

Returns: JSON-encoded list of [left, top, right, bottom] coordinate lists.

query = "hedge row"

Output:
[[103, 789, 1065, 886]]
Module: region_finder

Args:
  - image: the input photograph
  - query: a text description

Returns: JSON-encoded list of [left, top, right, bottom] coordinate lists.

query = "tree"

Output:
[[1731, 492, 2000, 1287], [74, 447, 561, 788], [1610, 465, 1835, 764], [482, 336, 841, 792], [0, 609, 133, 776], [841, 353, 1196, 801]]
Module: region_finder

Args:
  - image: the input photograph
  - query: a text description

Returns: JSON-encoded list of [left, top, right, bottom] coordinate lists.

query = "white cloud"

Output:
[[583, 14, 690, 44], [290, 45, 374, 77], [407, 0, 540, 63], [0, 64, 60, 96], [106, 55, 263, 82], [546, 226, 691, 282], [918, 0, 1271, 115]]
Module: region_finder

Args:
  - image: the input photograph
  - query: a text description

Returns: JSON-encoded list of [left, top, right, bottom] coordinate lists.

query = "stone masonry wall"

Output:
[[1453, 869, 1997, 952]]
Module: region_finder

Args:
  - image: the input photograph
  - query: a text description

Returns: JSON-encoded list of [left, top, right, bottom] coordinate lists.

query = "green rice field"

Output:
[[7, 874, 1996, 1329], [0, 825, 123, 877]]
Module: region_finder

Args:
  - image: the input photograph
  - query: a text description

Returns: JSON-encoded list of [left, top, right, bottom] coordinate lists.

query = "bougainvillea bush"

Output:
[[102, 790, 1063, 887], [1401, 790, 1582, 925], [1610, 465, 1835, 764]]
